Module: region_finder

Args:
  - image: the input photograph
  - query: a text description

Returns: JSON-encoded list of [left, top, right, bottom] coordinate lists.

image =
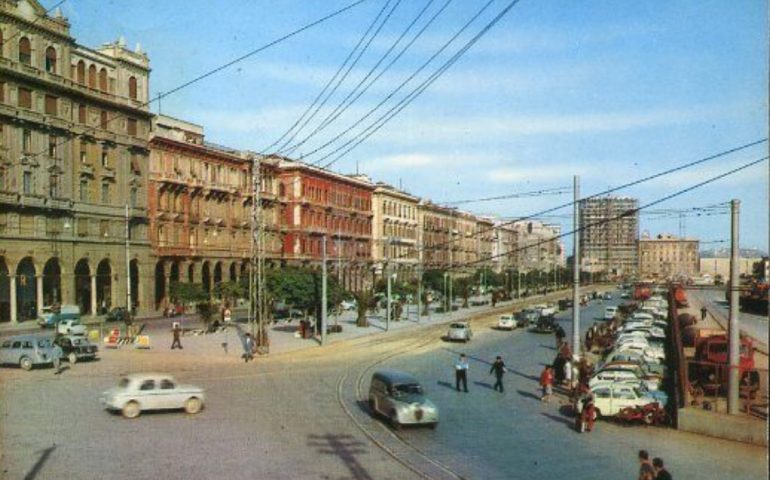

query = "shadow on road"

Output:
[[441, 347, 493, 367], [473, 381, 495, 390], [507, 368, 540, 382], [23, 445, 56, 480], [307, 433, 372, 480], [516, 389, 542, 402], [541, 412, 575, 430], [539, 344, 556, 351], [436, 380, 456, 391]]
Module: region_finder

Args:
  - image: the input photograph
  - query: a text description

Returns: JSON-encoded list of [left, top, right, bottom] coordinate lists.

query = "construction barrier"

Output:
[[134, 335, 151, 349], [104, 328, 121, 348], [88, 329, 100, 343]]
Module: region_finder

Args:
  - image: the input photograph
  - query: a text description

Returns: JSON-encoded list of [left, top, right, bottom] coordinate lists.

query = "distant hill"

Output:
[[700, 247, 767, 258]]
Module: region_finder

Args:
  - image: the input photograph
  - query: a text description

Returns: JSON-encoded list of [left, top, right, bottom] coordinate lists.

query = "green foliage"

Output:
[[215, 281, 246, 306], [265, 267, 346, 316], [352, 290, 371, 327], [196, 302, 216, 327], [452, 276, 473, 308], [169, 282, 207, 304], [422, 269, 447, 293]]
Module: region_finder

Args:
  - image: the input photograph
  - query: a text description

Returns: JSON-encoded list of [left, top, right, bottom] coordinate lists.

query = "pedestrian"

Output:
[[455, 354, 469, 392], [653, 458, 672, 480], [489, 355, 506, 392], [555, 325, 565, 348], [243, 332, 254, 363], [171, 322, 183, 349], [700, 306, 707, 322], [638, 450, 655, 480], [52, 341, 63, 375], [553, 353, 566, 385], [563, 357, 573, 387], [539, 365, 553, 402]]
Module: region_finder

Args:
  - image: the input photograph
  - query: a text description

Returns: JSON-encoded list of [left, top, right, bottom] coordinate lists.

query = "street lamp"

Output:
[[386, 270, 396, 331]]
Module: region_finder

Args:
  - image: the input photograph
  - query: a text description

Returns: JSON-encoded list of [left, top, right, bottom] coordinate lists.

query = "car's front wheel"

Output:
[[185, 397, 202, 414], [19, 356, 33, 371], [68, 352, 77, 364], [122, 401, 141, 419]]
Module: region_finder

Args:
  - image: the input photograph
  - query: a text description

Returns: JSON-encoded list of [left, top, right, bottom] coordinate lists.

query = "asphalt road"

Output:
[[694, 288, 768, 344], [1, 290, 766, 480]]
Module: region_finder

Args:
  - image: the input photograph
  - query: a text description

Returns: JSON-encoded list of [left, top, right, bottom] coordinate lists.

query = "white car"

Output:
[[631, 312, 655, 322], [534, 304, 556, 316], [340, 300, 357, 311], [101, 373, 205, 419], [590, 366, 662, 391], [497, 314, 517, 330], [447, 322, 472, 342], [604, 306, 618, 321], [589, 382, 667, 417], [57, 318, 86, 336], [615, 342, 665, 361]]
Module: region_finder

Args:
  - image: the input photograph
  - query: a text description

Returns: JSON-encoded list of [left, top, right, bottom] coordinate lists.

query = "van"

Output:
[[368, 369, 438, 429], [0, 334, 55, 370], [38, 305, 80, 328], [604, 306, 618, 321]]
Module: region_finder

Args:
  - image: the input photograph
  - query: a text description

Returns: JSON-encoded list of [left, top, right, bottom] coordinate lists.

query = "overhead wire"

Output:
[[265, 0, 397, 154], [439, 187, 570, 206]]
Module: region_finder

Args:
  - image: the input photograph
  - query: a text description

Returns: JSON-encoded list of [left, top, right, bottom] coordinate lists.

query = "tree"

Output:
[[453, 276, 473, 308], [215, 281, 246, 308], [169, 282, 207, 305], [352, 290, 371, 327]]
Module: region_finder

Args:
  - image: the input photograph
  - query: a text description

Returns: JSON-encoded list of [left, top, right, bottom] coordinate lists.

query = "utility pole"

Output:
[[249, 154, 268, 352], [572, 175, 581, 360], [417, 246, 423, 321], [124, 203, 132, 327], [322, 235, 328, 346], [385, 237, 391, 331], [727, 199, 740, 414]]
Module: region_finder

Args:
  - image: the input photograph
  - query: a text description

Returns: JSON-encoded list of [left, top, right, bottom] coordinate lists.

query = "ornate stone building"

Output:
[[417, 200, 454, 270], [148, 115, 281, 309], [0, 1, 152, 322], [638, 233, 699, 280], [371, 181, 419, 278]]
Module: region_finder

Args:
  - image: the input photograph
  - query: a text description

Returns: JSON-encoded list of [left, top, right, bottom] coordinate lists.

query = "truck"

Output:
[[689, 330, 759, 390]]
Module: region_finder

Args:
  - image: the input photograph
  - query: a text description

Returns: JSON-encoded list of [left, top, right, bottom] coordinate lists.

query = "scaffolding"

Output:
[[249, 154, 269, 352]]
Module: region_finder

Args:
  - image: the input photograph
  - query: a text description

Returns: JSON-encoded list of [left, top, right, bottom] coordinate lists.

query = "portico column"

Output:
[[90, 275, 97, 316], [10, 276, 17, 324], [36, 275, 44, 314]]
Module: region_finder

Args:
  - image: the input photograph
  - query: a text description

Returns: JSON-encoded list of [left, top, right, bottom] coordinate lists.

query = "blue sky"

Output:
[[56, 0, 768, 252]]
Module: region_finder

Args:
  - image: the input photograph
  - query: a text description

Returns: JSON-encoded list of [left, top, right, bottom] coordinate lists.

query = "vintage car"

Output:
[[529, 315, 557, 334], [589, 382, 667, 417], [101, 373, 205, 419], [598, 351, 667, 377], [589, 365, 662, 391], [105, 307, 131, 322], [368, 369, 438, 429], [38, 304, 80, 328], [516, 308, 539, 327], [54, 335, 98, 364], [604, 306, 618, 321], [447, 322, 472, 342], [533, 304, 556, 317], [0, 335, 55, 370], [497, 314, 517, 330], [56, 318, 87, 336]]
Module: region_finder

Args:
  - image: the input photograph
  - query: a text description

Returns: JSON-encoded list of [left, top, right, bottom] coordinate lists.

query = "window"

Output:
[[0, 81, 4, 103], [100, 110, 108, 129], [18, 37, 31, 65], [0, 167, 5, 191], [128, 76, 137, 99], [79, 140, 87, 163], [49, 175, 59, 198], [99, 68, 108, 91], [76, 60, 85, 84], [101, 183, 110, 203], [78, 104, 86, 124], [77, 218, 88, 237], [160, 379, 175, 390], [100, 219, 109, 237], [44, 95, 57, 115], [18, 87, 32, 109], [79, 179, 88, 202], [22, 129, 32, 152], [127, 118, 137, 136], [139, 380, 155, 391], [23, 171, 32, 194], [45, 46, 56, 73], [101, 146, 109, 167], [48, 134, 58, 158], [130, 187, 138, 207], [88, 64, 96, 87]]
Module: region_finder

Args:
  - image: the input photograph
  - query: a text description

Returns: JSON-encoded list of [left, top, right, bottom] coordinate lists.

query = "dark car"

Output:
[[530, 314, 557, 334], [106, 307, 130, 323], [558, 299, 574, 310], [54, 335, 98, 364]]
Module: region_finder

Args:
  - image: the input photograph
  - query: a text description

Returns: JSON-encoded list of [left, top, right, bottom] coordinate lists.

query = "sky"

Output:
[[53, 0, 769, 253]]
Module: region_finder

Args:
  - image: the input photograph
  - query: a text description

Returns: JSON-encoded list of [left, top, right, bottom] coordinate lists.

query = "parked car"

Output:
[[603, 292, 613, 300], [368, 369, 438, 429], [101, 373, 205, 419], [340, 300, 357, 311], [589, 382, 668, 417], [106, 307, 130, 322], [56, 318, 87, 336], [620, 292, 631, 299], [497, 314, 517, 330], [590, 365, 662, 391], [0, 335, 55, 370], [54, 335, 98, 364], [604, 306, 618, 321], [533, 304, 556, 317], [38, 304, 80, 328], [597, 352, 668, 377], [530, 314, 557, 334], [447, 322, 472, 342], [517, 308, 539, 327]]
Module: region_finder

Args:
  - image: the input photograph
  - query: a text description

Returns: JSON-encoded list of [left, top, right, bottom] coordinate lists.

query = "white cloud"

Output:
[[486, 164, 591, 184]]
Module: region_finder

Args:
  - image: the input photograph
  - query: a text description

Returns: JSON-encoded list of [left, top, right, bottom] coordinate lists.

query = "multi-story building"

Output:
[[579, 196, 639, 279], [476, 216, 496, 270], [275, 158, 373, 291], [454, 211, 478, 270], [0, 2, 152, 322], [371, 181, 419, 277], [147, 115, 281, 309], [638, 233, 699, 280], [509, 220, 562, 272], [417, 200, 455, 270], [493, 221, 518, 273]]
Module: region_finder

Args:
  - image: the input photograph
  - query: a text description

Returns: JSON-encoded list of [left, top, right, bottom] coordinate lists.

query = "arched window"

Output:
[[99, 68, 108, 91], [76, 60, 85, 84], [45, 46, 56, 73], [88, 65, 96, 87], [18, 37, 31, 64], [128, 76, 137, 99]]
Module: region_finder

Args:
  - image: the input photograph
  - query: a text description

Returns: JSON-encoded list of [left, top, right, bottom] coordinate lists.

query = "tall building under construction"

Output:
[[579, 196, 639, 279]]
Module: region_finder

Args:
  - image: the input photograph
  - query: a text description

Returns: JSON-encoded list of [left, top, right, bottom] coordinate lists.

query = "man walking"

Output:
[[455, 354, 469, 392], [700, 306, 707, 322], [243, 332, 254, 363], [653, 458, 672, 480], [171, 322, 183, 350], [638, 450, 655, 480], [52, 341, 63, 375], [489, 355, 507, 392]]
